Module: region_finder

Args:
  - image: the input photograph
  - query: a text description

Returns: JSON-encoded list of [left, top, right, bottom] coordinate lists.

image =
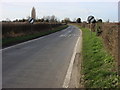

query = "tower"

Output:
[[31, 7, 36, 19]]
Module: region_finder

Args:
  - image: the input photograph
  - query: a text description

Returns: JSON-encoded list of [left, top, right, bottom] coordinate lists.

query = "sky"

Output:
[[0, 0, 119, 22], [118, 1, 120, 22]]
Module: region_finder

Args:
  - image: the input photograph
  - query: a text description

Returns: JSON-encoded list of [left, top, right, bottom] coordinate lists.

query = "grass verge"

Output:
[[3, 25, 68, 48], [78, 27, 119, 88]]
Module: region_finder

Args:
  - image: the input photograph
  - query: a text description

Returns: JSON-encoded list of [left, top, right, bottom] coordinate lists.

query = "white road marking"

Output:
[[59, 35, 65, 37], [59, 29, 72, 38], [62, 29, 82, 88]]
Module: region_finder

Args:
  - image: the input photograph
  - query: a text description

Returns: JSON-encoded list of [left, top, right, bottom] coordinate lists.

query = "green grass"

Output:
[[79, 27, 119, 88], [3, 25, 68, 47]]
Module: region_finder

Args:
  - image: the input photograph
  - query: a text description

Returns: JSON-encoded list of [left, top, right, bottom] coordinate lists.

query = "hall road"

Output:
[[2, 25, 81, 88]]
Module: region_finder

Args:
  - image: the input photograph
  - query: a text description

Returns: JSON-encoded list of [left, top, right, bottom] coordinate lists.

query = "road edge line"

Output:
[[1, 26, 70, 51], [62, 28, 82, 88], [1, 36, 45, 51], [0, 26, 69, 51]]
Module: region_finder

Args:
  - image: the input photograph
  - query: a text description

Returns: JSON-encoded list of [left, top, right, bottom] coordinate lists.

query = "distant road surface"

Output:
[[3, 25, 81, 88]]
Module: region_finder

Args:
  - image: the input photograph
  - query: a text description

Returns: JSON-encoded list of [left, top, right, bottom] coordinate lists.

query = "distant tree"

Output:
[[22, 18, 26, 22], [57, 19, 60, 23], [41, 18, 44, 22], [36, 19, 41, 22], [43, 16, 50, 22], [76, 18, 81, 23], [46, 19, 49, 22], [6, 18, 11, 22], [97, 19, 102, 23], [50, 15, 55, 22], [72, 18, 76, 23], [49, 15, 58, 23], [13, 19, 19, 22], [18, 18, 26, 22], [16, 19, 18, 22], [18, 19, 22, 22], [61, 20, 64, 23], [63, 18, 71, 24], [42, 15, 59, 23]]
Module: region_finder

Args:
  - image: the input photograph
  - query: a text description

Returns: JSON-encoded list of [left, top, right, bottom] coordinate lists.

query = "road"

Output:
[[3, 25, 81, 88]]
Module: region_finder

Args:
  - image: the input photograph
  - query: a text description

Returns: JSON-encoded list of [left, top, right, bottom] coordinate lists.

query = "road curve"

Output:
[[3, 25, 81, 88]]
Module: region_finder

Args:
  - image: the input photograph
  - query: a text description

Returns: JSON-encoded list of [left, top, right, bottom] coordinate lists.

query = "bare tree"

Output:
[[73, 18, 76, 23], [63, 17, 71, 24], [43, 16, 50, 22], [50, 15, 55, 22], [6, 18, 11, 22]]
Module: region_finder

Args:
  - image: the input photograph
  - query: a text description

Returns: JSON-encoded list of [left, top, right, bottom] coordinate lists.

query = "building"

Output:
[[31, 7, 36, 19]]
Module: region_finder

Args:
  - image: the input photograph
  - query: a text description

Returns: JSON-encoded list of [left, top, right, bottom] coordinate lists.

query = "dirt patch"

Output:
[[69, 53, 84, 88]]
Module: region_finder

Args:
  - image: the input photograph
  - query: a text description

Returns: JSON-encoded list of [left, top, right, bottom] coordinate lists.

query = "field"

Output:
[[2, 22, 68, 47]]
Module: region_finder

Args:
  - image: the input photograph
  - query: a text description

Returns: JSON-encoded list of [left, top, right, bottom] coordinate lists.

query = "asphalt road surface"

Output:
[[3, 25, 81, 88]]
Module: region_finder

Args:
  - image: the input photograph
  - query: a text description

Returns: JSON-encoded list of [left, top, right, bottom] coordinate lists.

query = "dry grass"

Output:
[[72, 22, 119, 61], [101, 23, 118, 61], [2, 22, 67, 47], [2, 22, 62, 38]]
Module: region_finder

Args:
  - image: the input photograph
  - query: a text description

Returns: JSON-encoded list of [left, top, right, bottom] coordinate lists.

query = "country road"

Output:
[[3, 25, 81, 88]]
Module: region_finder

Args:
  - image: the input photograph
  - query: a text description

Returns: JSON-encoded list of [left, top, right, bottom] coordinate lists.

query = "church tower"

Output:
[[31, 7, 36, 19]]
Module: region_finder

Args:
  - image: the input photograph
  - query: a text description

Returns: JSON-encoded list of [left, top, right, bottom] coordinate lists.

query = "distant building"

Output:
[[31, 7, 36, 19]]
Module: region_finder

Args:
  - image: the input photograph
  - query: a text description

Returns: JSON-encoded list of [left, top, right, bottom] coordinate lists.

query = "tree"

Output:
[[97, 19, 102, 23], [13, 19, 19, 22], [42, 15, 58, 23], [63, 18, 71, 24], [43, 16, 50, 22], [6, 18, 11, 22], [50, 15, 55, 22], [49, 15, 58, 23], [72, 18, 76, 23], [76, 18, 81, 23], [22, 18, 26, 22], [41, 18, 44, 22]]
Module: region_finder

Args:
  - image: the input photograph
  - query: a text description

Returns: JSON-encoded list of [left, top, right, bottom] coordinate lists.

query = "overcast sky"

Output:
[[0, 0, 119, 22]]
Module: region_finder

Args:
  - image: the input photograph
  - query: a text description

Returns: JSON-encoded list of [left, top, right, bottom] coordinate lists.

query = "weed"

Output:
[[79, 27, 119, 88]]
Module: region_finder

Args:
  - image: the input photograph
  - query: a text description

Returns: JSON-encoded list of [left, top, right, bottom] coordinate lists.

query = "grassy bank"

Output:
[[3, 25, 68, 47], [79, 27, 119, 88]]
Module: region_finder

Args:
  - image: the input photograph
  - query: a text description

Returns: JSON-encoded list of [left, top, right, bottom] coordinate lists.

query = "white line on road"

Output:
[[62, 29, 81, 88]]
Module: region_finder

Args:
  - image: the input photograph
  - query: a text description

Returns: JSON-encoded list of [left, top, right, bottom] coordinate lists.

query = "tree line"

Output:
[[2, 15, 82, 24]]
